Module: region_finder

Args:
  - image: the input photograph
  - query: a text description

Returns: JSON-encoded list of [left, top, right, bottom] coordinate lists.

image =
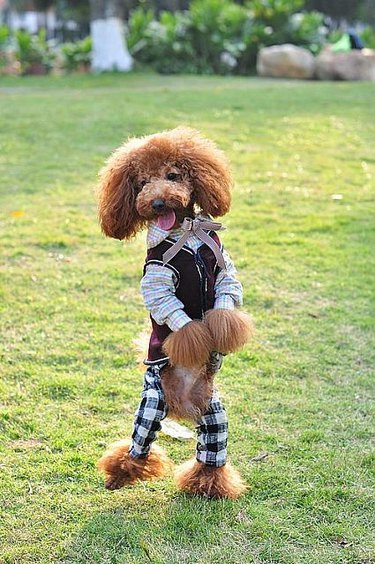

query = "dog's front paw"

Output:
[[163, 321, 213, 368], [204, 309, 254, 354]]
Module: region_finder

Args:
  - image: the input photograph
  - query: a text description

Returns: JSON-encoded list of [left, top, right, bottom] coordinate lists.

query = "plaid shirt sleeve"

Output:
[[141, 264, 192, 332], [214, 248, 243, 310]]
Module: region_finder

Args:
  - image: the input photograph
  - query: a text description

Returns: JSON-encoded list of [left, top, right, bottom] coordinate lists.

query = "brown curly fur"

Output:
[[97, 438, 172, 490], [97, 128, 250, 498], [97, 127, 232, 240], [204, 309, 255, 354], [161, 363, 214, 422], [175, 459, 247, 499], [162, 320, 214, 369]]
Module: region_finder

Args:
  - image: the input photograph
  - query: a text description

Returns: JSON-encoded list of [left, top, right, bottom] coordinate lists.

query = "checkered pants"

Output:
[[129, 361, 228, 467]]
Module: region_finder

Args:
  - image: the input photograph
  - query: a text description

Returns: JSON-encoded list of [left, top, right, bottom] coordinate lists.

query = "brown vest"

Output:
[[144, 233, 221, 364]]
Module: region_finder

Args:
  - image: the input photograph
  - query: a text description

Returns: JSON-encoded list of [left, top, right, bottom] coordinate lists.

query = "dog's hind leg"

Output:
[[174, 459, 246, 499], [174, 391, 246, 499], [98, 366, 172, 490], [98, 438, 171, 490]]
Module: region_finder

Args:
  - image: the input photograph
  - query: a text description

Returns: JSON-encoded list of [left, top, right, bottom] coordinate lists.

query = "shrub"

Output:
[[60, 36, 92, 72], [189, 0, 248, 73], [286, 11, 326, 53], [0, 25, 10, 69], [360, 26, 375, 49], [127, 0, 326, 75], [0, 24, 10, 50], [128, 8, 196, 73], [128, 1, 249, 74], [127, 7, 155, 52], [15, 29, 54, 75], [236, 1, 326, 72]]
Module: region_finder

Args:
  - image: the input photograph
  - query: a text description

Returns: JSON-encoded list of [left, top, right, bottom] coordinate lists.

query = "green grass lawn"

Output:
[[0, 73, 374, 563]]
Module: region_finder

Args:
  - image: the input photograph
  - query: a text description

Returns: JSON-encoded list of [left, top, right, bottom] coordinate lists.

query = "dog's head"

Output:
[[97, 127, 232, 240]]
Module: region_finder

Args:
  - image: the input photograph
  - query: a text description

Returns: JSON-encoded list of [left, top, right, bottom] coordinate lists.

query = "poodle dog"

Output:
[[97, 127, 253, 499]]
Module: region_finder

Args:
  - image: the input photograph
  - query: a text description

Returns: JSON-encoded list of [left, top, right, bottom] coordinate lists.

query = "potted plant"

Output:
[[15, 29, 54, 75]]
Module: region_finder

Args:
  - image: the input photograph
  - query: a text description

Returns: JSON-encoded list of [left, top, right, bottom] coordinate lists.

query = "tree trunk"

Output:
[[89, 0, 132, 72]]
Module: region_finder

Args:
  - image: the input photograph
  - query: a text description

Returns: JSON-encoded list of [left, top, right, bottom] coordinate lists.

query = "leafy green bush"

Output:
[[189, 0, 247, 73], [0, 24, 9, 49], [360, 26, 375, 49], [128, 8, 196, 73], [15, 29, 54, 75], [286, 11, 326, 53], [250, 0, 304, 29], [226, 0, 325, 70], [0, 25, 10, 69], [128, 1, 249, 74], [127, 7, 155, 52], [61, 36, 92, 72], [127, 0, 326, 75]]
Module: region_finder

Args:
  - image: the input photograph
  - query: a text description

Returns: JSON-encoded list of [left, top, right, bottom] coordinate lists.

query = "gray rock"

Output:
[[316, 47, 375, 81], [257, 44, 315, 79]]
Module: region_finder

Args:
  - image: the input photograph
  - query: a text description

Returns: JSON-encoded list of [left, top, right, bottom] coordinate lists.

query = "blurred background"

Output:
[[0, 0, 374, 76]]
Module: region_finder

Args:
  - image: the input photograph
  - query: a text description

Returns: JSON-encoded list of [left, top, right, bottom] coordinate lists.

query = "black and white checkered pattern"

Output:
[[129, 363, 168, 458], [196, 391, 228, 467], [128, 363, 228, 467]]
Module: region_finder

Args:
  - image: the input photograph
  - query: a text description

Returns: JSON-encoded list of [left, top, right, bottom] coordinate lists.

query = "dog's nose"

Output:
[[152, 199, 166, 212]]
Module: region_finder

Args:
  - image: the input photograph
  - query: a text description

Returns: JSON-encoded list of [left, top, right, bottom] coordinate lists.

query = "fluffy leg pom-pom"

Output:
[[163, 320, 214, 368], [204, 309, 254, 354], [97, 438, 172, 490], [175, 458, 247, 499]]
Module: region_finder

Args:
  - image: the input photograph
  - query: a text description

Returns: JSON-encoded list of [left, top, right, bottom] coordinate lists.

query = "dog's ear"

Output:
[[177, 129, 232, 217], [97, 143, 145, 240]]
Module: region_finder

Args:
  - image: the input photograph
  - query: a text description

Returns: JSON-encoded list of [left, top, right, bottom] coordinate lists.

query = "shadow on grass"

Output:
[[60, 489, 235, 563]]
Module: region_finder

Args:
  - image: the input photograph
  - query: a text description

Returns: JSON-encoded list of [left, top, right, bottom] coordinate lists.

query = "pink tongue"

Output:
[[157, 210, 176, 231]]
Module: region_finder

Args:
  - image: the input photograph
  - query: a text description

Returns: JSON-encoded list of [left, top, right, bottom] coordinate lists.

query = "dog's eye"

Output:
[[166, 172, 180, 182], [137, 180, 147, 192]]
